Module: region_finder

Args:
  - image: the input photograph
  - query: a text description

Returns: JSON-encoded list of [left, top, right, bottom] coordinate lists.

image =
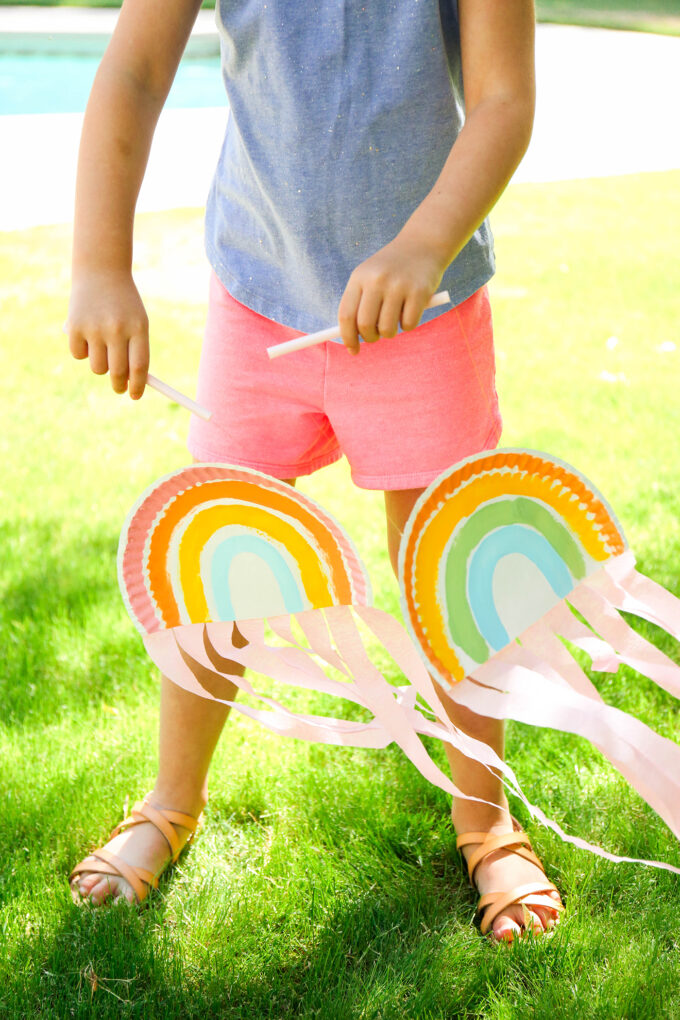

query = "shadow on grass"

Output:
[[0, 518, 154, 726], [3, 856, 479, 1019], [0, 748, 484, 1018], [1, 518, 119, 627], [3, 751, 680, 1017]]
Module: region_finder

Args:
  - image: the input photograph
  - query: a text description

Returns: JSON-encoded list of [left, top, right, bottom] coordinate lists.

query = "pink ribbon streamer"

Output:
[[144, 626, 389, 746], [353, 605, 530, 803], [146, 609, 522, 811], [504, 618, 676, 841], [597, 553, 680, 642], [465, 648, 680, 870], [536, 601, 623, 677], [570, 582, 680, 699], [142, 592, 680, 875]]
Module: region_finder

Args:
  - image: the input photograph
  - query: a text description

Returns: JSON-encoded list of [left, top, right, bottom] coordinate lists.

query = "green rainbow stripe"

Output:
[[444, 497, 586, 661]]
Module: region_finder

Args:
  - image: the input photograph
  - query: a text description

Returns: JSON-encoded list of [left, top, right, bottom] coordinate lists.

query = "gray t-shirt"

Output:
[[205, 0, 495, 334]]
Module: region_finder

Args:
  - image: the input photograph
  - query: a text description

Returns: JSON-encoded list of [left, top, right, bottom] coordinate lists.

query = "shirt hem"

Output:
[[206, 242, 495, 335]]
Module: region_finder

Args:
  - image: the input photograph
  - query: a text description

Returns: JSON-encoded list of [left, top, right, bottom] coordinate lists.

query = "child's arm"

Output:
[[67, 0, 203, 398], [337, 0, 536, 353]]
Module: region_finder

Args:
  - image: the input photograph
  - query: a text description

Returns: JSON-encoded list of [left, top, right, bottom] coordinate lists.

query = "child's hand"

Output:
[[67, 270, 150, 399], [337, 237, 446, 354]]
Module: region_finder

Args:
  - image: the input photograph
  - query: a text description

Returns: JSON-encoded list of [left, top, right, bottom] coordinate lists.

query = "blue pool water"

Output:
[[0, 53, 225, 115]]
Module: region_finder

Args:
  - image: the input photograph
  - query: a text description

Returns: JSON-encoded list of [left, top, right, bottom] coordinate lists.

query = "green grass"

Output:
[[4, 1, 680, 36], [2, 171, 680, 1017], [536, 0, 680, 35]]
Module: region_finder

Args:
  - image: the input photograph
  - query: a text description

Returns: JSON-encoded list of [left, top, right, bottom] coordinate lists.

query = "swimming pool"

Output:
[[0, 53, 225, 116]]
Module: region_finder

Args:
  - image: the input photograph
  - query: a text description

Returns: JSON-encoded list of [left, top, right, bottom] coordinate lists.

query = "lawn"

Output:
[[1, 170, 680, 1017], [5, 0, 680, 36], [537, 0, 680, 34]]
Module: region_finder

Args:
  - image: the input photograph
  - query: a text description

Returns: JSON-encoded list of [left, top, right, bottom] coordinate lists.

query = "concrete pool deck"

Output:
[[1, 17, 680, 231]]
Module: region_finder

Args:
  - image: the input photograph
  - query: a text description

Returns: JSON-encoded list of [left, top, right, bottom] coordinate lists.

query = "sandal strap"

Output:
[[477, 881, 564, 935], [96, 847, 158, 901], [70, 853, 157, 889], [155, 807, 200, 832], [112, 799, 199, 862], [457, 830, 540, 884], [456, 830, 531, 852], [71, 796, 202, 903], [70, 848, 158, 904], [468, 843, 543, 885]]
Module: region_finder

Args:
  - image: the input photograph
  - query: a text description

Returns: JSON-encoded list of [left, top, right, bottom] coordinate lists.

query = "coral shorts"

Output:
[[187, 274, 502, 490]]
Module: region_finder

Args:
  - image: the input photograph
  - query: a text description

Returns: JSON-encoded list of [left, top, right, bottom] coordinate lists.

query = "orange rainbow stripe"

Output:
[[148, 479, 354, 627]]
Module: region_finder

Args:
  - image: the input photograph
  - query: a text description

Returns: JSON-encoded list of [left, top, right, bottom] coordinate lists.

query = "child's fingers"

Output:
[[68, 329, 89, 360], [338, 281, 361, 354], [401, 288, 430, 332], [356, 289, 383, 343], [88, 336, 110, 376], [128, 335, 150, 400], [108, 341, 131, 394], [377, 291, 405, 339]]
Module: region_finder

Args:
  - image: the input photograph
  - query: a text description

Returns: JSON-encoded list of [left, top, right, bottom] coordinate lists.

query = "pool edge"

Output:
[[0, 5, 219, 57]]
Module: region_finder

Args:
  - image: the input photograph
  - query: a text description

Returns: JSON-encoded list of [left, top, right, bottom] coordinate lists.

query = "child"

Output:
[[67, 0, 562, 942]]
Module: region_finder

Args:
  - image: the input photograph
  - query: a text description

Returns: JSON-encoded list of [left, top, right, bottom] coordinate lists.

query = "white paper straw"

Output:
[[146, 373, 212, 421], [267, 290, 451, 359]]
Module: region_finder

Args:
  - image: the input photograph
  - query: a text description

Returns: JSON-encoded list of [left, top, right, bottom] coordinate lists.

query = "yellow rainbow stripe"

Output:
[[147, 479, 353, 627], [177, 504, 333, 623]]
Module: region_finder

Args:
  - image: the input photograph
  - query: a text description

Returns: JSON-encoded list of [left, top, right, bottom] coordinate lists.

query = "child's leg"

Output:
[[72, 658, 239, 904], [74, 478, 297, 906], [385, 487, 562, 942]]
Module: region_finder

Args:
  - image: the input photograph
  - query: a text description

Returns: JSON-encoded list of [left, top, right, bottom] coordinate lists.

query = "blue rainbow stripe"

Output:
[[467, 525, 575, 651], [210, 535, 305, 619]]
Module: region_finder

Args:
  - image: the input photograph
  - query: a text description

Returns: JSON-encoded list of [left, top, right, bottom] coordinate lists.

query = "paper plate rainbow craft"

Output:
[[118, 453, 680, 874], [399, 449, 627, 685], [119, 463, 371, 633], [118, 462, 486, 772]]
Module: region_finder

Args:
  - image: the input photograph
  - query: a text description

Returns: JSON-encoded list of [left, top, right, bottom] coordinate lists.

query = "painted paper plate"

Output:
[[118, 464, 371, 635], [399, 449, 627, 684], [114, 452, 680, 875]]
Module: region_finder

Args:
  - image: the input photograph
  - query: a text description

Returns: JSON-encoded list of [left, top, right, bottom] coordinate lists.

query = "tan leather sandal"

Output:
[[456, 827, 564, 937], [70, 796, 201, 904]]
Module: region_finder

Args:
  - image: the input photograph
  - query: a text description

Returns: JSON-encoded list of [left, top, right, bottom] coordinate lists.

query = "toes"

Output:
[[538, 891, 563, 930], [70, 860, 138, 907], [85, 877, 116, 905], [111, 881, 137, 906], [495, 905, 544, 940], [534, 908, 551, 930], [549, 890, 563, 920], [71, 872, 98, 902], [73, 873, 95, 897], [521, 906, 544, 936], [492, 916, 522, 943], [71, 861, 103, 897], [71, 882, 86, 905], [534, 905, 560, 930], [79, 875, 128, 906], [71, 878, 100, 905], [508, 903, 536, 933]]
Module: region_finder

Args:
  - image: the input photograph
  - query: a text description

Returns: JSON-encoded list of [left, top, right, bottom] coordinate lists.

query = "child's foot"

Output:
[[453, 807, 563, 943], [70, 795, 204, 905]]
